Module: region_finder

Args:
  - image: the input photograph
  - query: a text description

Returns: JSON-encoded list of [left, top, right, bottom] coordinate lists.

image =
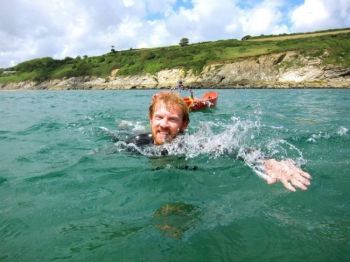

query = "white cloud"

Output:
[[239, 0, 287, 35], [291, 0, 350, 32], [0, 0, 349, 68], [164, 0, 242, 43], [122, 0, 135, 8]]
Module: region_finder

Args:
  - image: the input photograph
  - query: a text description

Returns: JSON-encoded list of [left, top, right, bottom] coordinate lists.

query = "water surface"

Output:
[[1, 89, 349, 261]]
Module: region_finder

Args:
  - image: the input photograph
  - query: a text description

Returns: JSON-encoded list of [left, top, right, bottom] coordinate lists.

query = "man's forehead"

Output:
[[153, 101, 183, 116]]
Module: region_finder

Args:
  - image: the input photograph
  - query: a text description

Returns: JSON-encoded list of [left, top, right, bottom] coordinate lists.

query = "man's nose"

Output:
[[159, 118, 169, 127]]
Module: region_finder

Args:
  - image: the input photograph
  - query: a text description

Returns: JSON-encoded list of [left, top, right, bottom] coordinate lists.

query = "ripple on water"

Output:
[[0, 177, 7, 186], [16, 121, 65, 136], [25, 169, 68, 183], [0, 217, 29, 239]]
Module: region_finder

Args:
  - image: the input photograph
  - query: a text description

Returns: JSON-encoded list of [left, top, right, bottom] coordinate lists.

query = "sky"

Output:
[[1, 0, 350, 68]]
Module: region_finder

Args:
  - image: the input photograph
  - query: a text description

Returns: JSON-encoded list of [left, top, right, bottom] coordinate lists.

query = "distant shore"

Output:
[[2, 29, 350, 91], [1, 85, 349, 91], [1, 51, 350, 91]]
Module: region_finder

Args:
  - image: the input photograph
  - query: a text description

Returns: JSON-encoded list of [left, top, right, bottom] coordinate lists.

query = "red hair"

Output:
[[149, 92, 189, 123]]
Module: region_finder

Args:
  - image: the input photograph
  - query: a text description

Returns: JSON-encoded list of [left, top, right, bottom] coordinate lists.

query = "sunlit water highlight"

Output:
[[1, 89, 349, 261]]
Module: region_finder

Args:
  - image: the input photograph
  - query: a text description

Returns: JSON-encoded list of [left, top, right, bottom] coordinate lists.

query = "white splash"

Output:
[[162, 116, 260, 159], [307, 127, 348, 143], [266, 139, 305, 166], [110, 114, 309, 184], [307, 132, 330, 143], [337, 126, 348, 136], [118, 120, 146, 133]]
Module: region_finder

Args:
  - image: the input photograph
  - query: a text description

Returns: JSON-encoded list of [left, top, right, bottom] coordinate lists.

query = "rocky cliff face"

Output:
[[1, 51, 349, 90]]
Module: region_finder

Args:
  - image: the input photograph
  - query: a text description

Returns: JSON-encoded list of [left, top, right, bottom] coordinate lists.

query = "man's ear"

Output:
[[181, 121, 189, 132]]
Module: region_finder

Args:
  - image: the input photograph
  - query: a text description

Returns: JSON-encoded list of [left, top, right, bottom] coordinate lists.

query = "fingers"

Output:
[[284, 169, 310, 191], [298, 174, 311, 186], [263, 158, 312, 191], [286, 160, 312, 180], [280, 178, 296, 192], [299, 170, 312, 180], [290, 171, 311, 186], [284, 160, 312, 189], [290, 178, 308, 191]]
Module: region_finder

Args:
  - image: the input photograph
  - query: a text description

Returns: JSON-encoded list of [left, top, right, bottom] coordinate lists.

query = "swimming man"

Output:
[[127, 91, 311, 192]]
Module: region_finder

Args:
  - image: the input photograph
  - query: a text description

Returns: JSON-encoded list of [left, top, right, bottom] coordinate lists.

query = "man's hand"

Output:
[[263, 159, 311, 192]]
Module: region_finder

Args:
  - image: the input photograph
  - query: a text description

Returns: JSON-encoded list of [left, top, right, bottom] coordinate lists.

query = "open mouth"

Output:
[[157, 131, 169, 137], [156, 131, 172, 142]]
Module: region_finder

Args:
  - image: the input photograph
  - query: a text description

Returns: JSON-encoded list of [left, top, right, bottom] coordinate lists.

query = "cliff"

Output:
[[1, 51, 349, 90]]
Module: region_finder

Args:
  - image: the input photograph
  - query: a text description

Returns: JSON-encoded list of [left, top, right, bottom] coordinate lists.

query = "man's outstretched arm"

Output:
[[263, 159, 311, 191], [238, 148, 311, 192]]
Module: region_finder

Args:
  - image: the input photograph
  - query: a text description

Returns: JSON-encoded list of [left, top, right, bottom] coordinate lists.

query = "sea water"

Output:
[[0, 89, 349, 261]]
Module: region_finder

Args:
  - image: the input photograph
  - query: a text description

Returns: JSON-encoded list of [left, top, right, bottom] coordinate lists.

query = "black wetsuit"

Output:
[[115, 132, 197, 170], [125, 133, 154, 147], [113, 132, 259, 160]]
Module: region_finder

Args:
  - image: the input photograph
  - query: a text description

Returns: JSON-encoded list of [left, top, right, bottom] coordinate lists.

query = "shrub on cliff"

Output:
[[179, 38, 189, 47], [241, 35, 251, 41]]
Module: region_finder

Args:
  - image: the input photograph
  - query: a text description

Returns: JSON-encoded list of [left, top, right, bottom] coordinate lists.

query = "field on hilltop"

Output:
[[247, 28, 350, 41]]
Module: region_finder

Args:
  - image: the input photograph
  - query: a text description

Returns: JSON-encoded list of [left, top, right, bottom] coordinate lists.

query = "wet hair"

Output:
[[149, 91, 189, 123]]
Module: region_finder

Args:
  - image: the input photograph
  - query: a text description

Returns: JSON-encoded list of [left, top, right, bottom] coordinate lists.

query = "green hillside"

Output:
[[1, 28, 350, 84]]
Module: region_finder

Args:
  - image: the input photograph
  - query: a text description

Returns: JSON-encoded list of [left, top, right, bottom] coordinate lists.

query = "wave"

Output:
[[106, 116, 308, 174], [16, 120, 65, 135], [304, 126, 349, 143], [0, 177, 7, 186]]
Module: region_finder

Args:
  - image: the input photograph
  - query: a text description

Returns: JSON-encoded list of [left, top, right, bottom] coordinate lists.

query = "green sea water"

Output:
[[0, 89, 349, 261]]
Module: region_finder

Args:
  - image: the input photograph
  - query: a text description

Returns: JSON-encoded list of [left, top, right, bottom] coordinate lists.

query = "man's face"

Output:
[[150, 102, 188, 145]]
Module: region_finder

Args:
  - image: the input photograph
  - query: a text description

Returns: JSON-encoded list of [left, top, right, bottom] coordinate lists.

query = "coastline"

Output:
[[1, 51, 350, 90], [1, 86, 349, 91]]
